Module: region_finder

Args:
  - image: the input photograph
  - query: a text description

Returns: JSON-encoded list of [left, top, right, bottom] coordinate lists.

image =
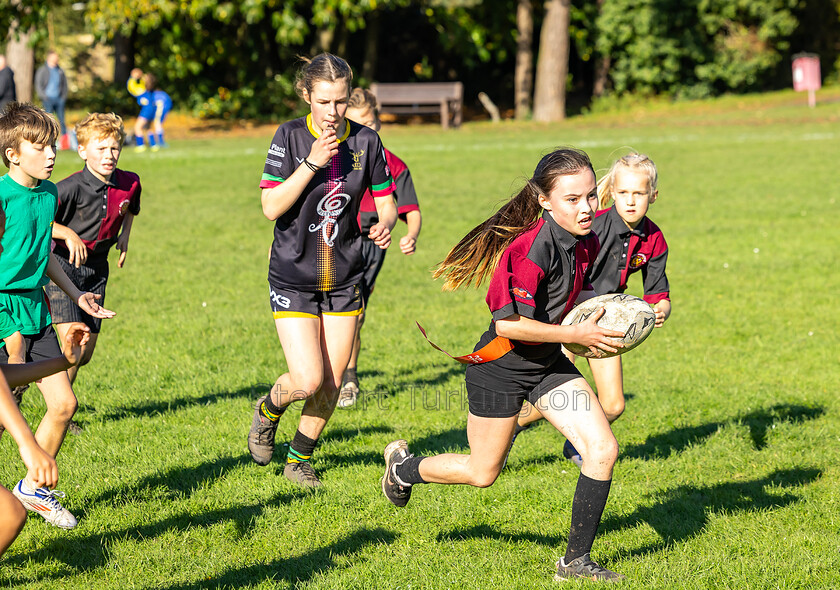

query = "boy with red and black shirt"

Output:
[[46, 112, 140, 387]]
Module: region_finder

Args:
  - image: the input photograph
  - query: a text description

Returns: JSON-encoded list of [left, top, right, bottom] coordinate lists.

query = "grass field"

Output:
[[1, 88, 839, 589]]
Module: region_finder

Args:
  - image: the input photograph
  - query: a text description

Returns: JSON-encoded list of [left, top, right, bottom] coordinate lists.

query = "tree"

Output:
[[533, 0, 571, 121], [2, 0, 50, 102], [514, 0, 533, 119]]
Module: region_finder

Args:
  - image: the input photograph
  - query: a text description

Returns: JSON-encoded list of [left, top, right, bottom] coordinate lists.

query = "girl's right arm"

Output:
[[495, 310, 626, 357], [0, 376, 57, 489], [261, 128, 339, 220]]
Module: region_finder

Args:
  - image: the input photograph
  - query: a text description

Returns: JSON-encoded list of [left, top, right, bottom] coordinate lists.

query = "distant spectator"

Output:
[[34, 50, 68, 137], [0, 55, 15, 110]]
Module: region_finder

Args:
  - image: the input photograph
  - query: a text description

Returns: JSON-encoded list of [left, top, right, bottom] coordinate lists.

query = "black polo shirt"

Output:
[[54, 167, 141, 260], [476, 210, 600, 364], [589, 206, 669, 304]]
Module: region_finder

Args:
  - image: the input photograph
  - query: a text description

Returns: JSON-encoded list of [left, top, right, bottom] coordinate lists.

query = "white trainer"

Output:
[[12, 480, 78, 530]]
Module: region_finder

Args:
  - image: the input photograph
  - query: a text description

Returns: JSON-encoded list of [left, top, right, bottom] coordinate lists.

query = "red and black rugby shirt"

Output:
[[54, 166, 141, 259], [589, 206, 669, 304], [260, 115, 395, 291], [357, 148, 419, 234], [479, 210, 600, 361]]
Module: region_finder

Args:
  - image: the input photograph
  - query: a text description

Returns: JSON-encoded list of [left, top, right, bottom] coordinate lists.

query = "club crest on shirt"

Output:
[[119, 199, 131, 215], [350, 150, 365, 171], [511, 287, 533, 301], [629, 253, 647, 269], [309, 183, 351, 247]]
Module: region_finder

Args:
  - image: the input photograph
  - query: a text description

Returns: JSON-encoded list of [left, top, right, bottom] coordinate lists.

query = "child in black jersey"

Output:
[[247, 54, 397, 488], [382, 148, 626, 582], [338, 88, 422, 408], [512, 153, 671, 465]]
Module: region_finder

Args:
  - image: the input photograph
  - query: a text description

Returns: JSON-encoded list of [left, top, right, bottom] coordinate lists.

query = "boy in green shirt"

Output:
[[0, 102, 114, 529]]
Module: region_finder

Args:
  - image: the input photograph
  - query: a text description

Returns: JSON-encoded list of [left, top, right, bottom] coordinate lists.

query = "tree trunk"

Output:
[[514, 0, 534, 120], [6, 26, 33, 102], [361, 11, 380, 82], [592, 55, 610, 97], [533, 0, 570, 122], [592, 0, 609, 98], [112, 30, 134, 86]]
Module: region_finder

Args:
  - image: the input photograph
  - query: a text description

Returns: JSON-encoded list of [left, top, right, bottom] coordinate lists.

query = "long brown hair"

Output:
[[434, 148, 594, 291]]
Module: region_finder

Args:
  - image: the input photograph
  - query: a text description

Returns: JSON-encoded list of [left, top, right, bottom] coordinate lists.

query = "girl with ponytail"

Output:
[[382, 148, 627, 582]]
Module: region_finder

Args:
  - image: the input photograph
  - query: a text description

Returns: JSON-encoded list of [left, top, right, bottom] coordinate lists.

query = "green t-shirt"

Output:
[[0, 174, 57, 334]]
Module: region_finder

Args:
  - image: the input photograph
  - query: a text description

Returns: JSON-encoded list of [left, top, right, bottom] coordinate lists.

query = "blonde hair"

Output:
[[597, 152, 658, 209], [0, 102, 60, 168], [348, 87, 378, 112], [434, 148, 594, 291], [75, 112, 125, 147]]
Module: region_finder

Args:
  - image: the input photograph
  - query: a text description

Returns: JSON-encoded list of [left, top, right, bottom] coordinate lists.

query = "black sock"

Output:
[[287, 430, 318, 464], [260, 395, 285, 422], [564, 473, 612, 564], [514, 422, 531, 436], [395, 456, 427, 485], [343, 367, 357, 382]]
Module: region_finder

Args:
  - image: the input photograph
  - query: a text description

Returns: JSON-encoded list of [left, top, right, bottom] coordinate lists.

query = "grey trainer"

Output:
[[248, 395, 279, 466], [382, 439, 413, 507], [284, 462, 323, 488], [554, 554, 625, 582]]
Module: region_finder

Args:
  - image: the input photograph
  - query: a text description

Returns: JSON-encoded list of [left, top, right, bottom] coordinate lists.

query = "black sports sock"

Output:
[[260, 394, 285, 422], [343, 367, 357, 382], [514, 422, 531, 436], [564, 473, 612, 563], [395, 456, 427, 485], [287, 430, 318, 464]]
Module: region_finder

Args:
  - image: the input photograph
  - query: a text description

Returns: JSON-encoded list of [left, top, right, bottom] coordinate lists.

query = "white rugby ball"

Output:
[[560, 293, 656, 358]]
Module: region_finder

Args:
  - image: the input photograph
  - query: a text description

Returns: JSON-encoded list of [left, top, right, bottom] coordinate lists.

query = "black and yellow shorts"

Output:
[[269, 282, 364, 319]]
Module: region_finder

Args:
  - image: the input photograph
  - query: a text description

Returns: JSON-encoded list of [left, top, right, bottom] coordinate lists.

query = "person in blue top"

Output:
[[127, 70, 172, 152], [34, 51, 68, 143]]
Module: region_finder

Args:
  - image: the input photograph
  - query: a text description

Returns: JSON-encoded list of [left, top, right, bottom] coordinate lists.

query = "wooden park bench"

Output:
[[370, 82, 463, 129]]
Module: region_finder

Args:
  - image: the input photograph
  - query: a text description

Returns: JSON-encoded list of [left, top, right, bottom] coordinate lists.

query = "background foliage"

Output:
[[6, 1, 840, 117], [1, 88, 839, 588]]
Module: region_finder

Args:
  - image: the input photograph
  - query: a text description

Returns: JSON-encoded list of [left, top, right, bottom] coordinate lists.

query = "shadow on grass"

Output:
[[92, 383, 269, 422], [317, 424, 394, 444], [621, 403, 824, 460], [602, 467, 822, 557], [410, 427, 469, 455], [157, 527, 397, 589], [437, 523, 564, 546], [89, 453, 255, 507], [435, 468, 820, 556], [9, 489, 308, 577]]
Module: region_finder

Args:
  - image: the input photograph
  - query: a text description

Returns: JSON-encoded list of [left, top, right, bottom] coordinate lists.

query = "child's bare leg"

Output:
[[4, 332, 25, 364], [0, 485, 26, 557], [417, 413, 517, 487], [587, 355, 624, 423], [53, 323, 98, 385], [32, 372, 77, 457]]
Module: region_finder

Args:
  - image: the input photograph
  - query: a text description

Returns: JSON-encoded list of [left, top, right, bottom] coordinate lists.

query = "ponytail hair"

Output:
[[294, 53, 353, 98], [434, 148, 594, 291], [597, 152, 658, 209]]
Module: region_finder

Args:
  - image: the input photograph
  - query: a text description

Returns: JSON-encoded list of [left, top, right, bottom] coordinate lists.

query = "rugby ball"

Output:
[[560, 293, 656, 358]]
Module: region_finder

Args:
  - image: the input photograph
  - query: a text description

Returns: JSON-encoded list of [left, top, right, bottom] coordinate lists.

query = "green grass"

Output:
[[2, 88, 840, 588]]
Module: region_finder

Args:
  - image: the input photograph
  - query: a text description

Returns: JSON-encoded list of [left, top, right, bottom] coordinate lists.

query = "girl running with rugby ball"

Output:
[[382, 148, 626, 582]]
